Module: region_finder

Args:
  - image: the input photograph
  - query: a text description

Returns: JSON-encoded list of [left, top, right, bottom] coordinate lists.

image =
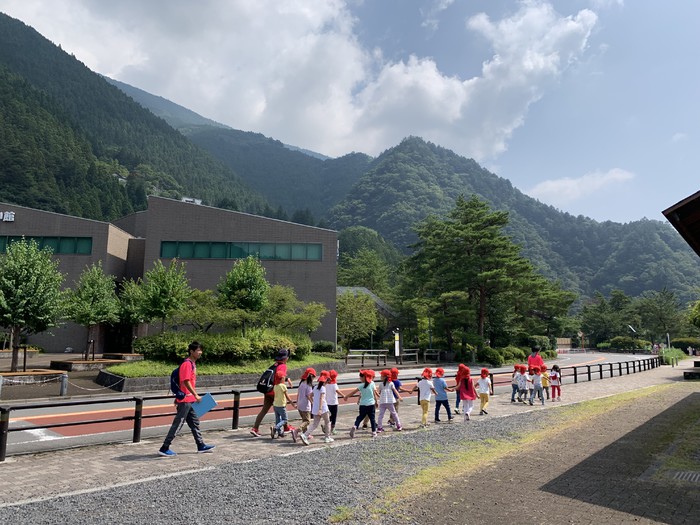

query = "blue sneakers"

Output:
[[158, 449, 176, 457], [197, 444, 215, 453]]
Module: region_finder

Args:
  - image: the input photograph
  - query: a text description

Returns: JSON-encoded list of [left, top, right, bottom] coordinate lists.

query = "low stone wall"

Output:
[[50, 360, 125, 372]]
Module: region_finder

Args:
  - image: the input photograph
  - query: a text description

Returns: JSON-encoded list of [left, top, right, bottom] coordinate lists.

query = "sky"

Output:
[[1, 0, 698, 224]]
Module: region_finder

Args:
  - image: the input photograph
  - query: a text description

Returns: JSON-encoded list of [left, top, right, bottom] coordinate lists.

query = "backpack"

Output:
[[170, 360, 191, 400], [256, 363, 279, 394]]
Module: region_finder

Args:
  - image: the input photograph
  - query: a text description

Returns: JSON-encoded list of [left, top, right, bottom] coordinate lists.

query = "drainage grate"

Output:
[[671, 471, 700, 483]]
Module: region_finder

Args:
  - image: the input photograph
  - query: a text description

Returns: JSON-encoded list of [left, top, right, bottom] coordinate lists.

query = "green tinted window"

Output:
[[42, 237, 60, 253], [210, 242, 228, 258], [275, 244, 291, 260], [76, 238, 92, 255], [231, 243, 247, 259], [306, 244, 322, 260], [58, 237, 76, 254], [177, 242, 194, 258], [161, 241, 177, 258], [291, 244, 307, 260], [259, 243, 275, 259], [193, 242, 210, 258], [0, 237, 5, 253]]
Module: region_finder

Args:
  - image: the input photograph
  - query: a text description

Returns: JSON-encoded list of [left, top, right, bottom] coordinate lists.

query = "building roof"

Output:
[[663, 190, 700, 258]]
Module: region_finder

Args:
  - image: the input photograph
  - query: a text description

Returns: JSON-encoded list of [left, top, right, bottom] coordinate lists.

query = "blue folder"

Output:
[[193, 392, 218, 418]]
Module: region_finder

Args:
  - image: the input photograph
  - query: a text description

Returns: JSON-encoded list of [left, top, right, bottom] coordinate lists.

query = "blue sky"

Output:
[[2, 0, 698, 223]]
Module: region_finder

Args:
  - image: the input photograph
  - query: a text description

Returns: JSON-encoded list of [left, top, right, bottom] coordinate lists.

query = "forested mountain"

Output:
[[328, 137, 700, 304], [0, 13, 268, 219]]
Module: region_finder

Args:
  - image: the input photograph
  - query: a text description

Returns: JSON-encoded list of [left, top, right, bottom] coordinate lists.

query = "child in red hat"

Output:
[[377, 369, 403, 432], [412, 368, 437, 427], [517, 364, 529, 404], [346, 369, 379, 438], [300, 371, 333, 445], [540, 364, 551, 401], [292, 368, 316, 441], [477, 368, 492, 415], [270, 370, 296, 439], [529, 366, 544, 406], [457, 366, 477, 421], [510, 364, 521, 403], [433, 367, 454, 423], [325, 369, 345, 435]]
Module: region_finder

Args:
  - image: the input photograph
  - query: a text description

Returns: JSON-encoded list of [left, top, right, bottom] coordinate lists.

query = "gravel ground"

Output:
[[0, 411, 552, 525]]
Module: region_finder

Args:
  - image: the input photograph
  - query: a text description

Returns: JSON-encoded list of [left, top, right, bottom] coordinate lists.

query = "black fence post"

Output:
[[132, 397, 143, 443], [618, 362, 622, 376], [573, 367, 578, 383], [0, 407, 9, 462], [587, 365, 592, 382], [232, 390, 240, 430], [489, 373, 494, 395], [609, 363, 614, 377], [599, 364, 603, 379]]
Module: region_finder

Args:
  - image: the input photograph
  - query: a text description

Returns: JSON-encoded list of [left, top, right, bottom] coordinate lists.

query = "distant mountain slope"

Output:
[[104, 77, 231, 133], [107, 77, 367, 218], [329, 137, 700, 304], [0, 13, 268, 216]]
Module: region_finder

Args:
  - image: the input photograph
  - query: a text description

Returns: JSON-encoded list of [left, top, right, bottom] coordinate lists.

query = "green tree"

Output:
[[140, 259, 192, 332], [172, 289, 242, 332], [217, 256, 270, 334], [581, 290, 637, 345], [336, 290, 378, 351], [64, 262, 120, 359], [0, 239, 64, 371], [338, 248, 391, 297], [634, 288, 682, 344], [254, 285, 329, 334]]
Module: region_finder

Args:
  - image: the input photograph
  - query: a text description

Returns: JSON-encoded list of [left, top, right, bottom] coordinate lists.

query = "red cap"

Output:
[[390, 368, 400, 380], [380, 369, 392, 379], [533, 366, 541, 374], [363, 369, 376, 381], [435, 367, 445, 378], [480, 368, 489, 378], [318, 371, 330, 383], [301, 367, 317, 380], [540, 364, 547, 371], [328, 369, 338, 384], [421, 367, 433, 379]]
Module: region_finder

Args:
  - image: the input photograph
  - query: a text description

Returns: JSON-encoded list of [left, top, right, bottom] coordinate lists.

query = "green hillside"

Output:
[[0, 13, 267, 217], [328, 137, 700, 304]]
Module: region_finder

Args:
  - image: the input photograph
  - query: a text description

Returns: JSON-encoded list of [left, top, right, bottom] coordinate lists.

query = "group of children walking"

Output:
[[268, 362, 561, 446], [510, 363, 562, 405]]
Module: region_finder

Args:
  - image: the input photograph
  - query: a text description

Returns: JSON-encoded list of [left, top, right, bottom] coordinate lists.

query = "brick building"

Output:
[[0, 197, 337, 353]]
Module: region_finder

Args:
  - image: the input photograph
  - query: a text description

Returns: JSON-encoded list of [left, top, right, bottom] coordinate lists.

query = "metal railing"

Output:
[[0, 357, 661, 462]]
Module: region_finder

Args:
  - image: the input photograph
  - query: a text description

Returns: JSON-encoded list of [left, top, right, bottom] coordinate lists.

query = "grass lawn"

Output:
[[106, 352, 345, 378]]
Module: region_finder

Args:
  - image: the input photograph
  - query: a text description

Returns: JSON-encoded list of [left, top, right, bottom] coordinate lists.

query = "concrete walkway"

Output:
[[0, 358, 695, 510]]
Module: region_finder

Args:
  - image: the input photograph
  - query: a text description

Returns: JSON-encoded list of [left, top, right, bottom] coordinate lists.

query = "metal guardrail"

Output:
[[0, 357, 661, 462]]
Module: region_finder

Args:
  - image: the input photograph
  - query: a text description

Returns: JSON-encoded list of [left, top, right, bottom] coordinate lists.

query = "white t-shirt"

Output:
[[476, 377, 491, 394], [378, 381, 396, 404], [550, 371, 561, 386], [325, 383, 340, 405], [532, 374, 542, 388], [417, 379, 434, 402], [311, 385, 328, 414]]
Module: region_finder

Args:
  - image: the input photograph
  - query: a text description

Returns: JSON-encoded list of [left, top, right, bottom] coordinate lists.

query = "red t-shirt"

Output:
[[528, 353, 544, 370], [177, 358, 197, 404]]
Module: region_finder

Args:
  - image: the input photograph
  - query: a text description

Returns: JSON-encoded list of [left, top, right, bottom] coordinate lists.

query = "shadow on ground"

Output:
[[541, 392, 700, 525]]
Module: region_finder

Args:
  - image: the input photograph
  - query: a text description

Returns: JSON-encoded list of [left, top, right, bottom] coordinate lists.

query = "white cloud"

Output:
[[420, 0, 455, 31], [589, 0, 624, 9], [671, 132, 688, 143], [526, 168, 635, 205], [1, 0, 598, 160]]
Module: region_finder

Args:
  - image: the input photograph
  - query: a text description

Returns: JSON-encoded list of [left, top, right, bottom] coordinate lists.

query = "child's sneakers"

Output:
[[372, 431, 377, 438], [250, 427, 262, 437], [270, 425, 276, 439], [395, 424, 402, 431], [454, 408, 460, 414], [290, 428, 299, 442], [300, 432, 310, 446], [324, 436, 334, 443], [376, 427, 384, 433]]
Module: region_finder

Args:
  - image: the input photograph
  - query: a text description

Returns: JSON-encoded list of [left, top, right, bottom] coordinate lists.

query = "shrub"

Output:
[[477, 346, 504, 367], [133, 330, 296, 364], [597, 342, 611, 350], [670, 337, 700, 350], [527, 335, 551, 351], [312, 340, 336, 353], [499, 345, 526, 363]]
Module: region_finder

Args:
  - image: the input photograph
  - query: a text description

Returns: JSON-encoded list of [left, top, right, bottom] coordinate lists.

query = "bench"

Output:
[[423, 349, 441, 363], [345, 349, 388, 367], [399, 348, 419, 365]]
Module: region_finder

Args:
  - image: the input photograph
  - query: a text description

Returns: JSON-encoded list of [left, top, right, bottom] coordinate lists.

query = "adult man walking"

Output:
[[158, 341, 215, 457]]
